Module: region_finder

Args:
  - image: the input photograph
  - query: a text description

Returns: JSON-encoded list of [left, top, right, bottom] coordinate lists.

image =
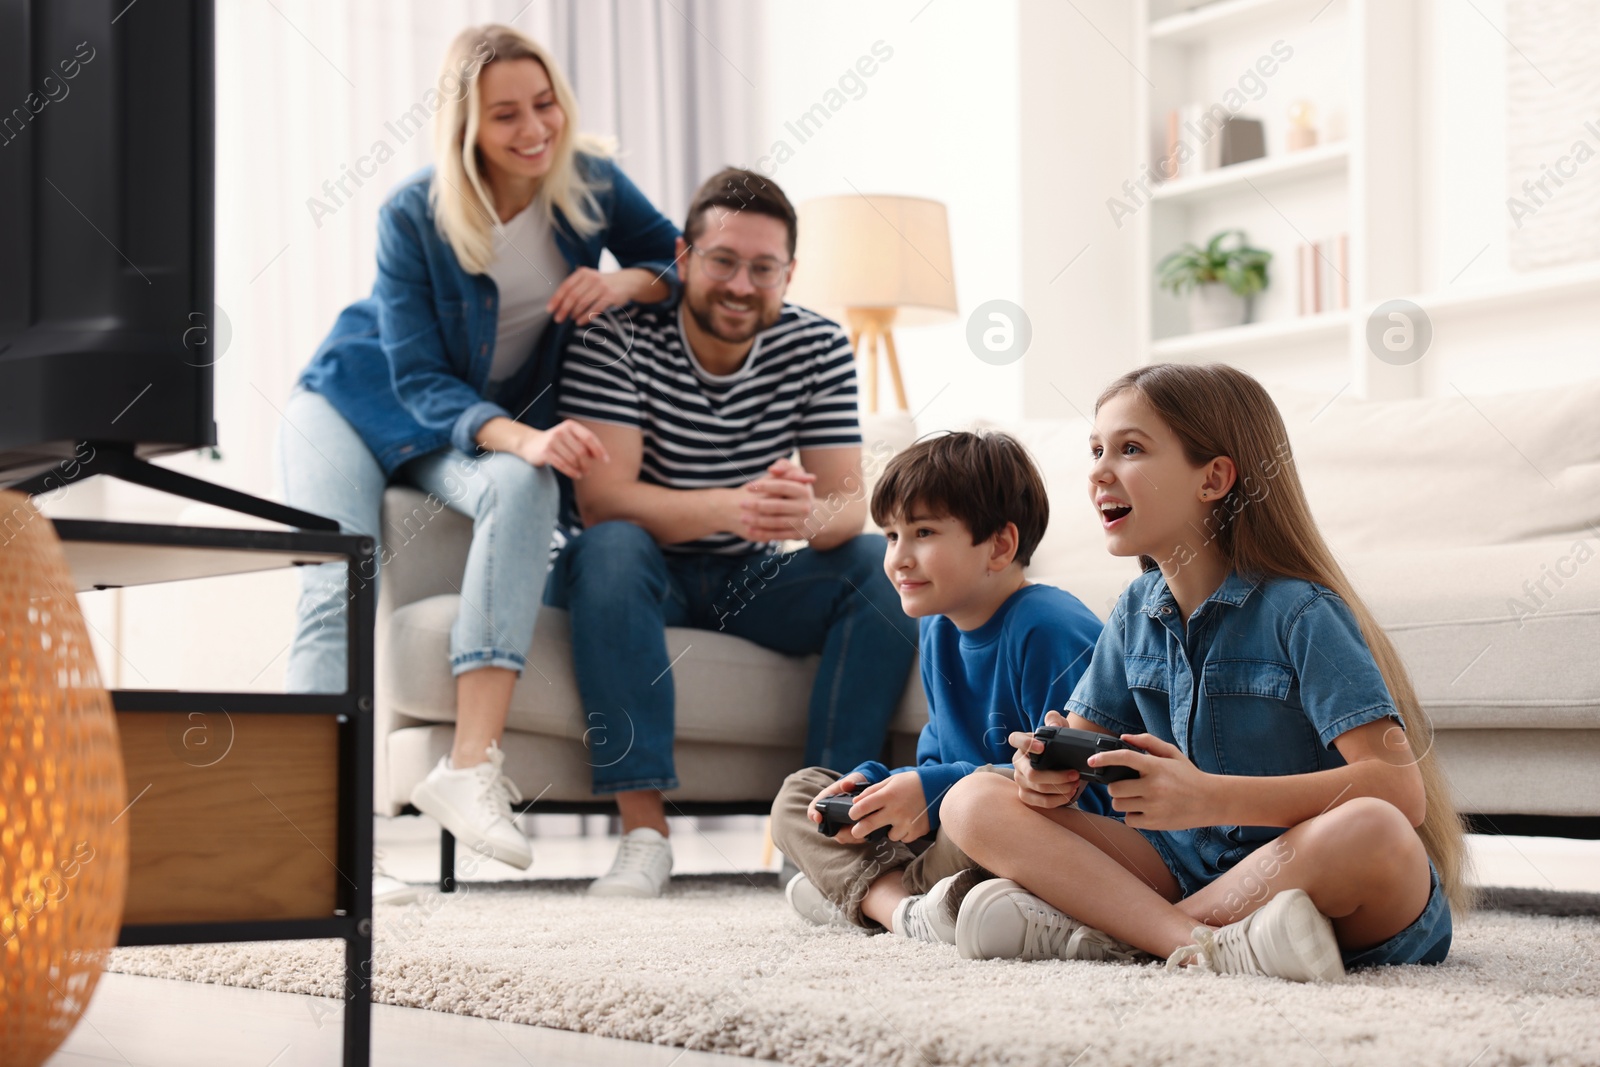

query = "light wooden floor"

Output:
[[46, 817, 1600, 1066]]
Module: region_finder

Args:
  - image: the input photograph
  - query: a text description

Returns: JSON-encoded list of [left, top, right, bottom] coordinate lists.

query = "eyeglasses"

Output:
[[688, 245, 791, 289]]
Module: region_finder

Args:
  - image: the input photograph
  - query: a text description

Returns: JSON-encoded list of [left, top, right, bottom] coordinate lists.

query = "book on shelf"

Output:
[[1160, 110, 1181, 181], [1298, 243, 1319, 315], [1334, 233, 1349, 310], [1298, 234, 1350, 315], [1158, 104, 1228, 182]]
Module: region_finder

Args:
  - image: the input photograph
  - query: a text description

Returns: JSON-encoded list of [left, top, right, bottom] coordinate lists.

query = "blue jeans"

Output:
[[279, 387, 559, 693], [543, 520, 918, 793]]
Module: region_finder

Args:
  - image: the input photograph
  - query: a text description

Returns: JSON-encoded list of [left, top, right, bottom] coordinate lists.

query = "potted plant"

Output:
[[1156, 229, 1272, 332]]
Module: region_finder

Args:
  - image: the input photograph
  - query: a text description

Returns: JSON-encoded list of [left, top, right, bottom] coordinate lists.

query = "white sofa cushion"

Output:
[[985, 378, 1600, 573], [373, 380, 1600, 817], [389, 527, 1600, 753], [386, 725, 811, 808], [1286, 381, 1600, 554], [386, 596, 926, 749], [1340, 538, 1600, 729]]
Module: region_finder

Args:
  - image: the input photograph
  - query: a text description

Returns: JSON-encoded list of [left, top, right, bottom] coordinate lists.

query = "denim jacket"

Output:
[[1065, 567, 1404, 891], [298, 156, 680, 475]]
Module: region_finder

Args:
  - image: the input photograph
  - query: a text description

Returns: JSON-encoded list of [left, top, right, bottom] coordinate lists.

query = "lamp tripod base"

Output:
[[846, 307, 907, 414]]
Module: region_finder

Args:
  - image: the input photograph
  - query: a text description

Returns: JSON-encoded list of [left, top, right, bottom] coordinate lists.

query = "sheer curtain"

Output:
[[201, 0, 763, 504]]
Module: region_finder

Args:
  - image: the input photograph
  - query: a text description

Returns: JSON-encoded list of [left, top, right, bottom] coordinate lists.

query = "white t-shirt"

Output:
[[485, 204, 571, 383]]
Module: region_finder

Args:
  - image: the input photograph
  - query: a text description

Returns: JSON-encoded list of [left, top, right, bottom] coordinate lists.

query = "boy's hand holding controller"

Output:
[[809, 772, 872, 845], [1008, 711, 1090, 809], [808, 771, 930, 843]]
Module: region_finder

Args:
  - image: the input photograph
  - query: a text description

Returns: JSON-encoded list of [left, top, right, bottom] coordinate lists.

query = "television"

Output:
[[0, 0, 215, 485]]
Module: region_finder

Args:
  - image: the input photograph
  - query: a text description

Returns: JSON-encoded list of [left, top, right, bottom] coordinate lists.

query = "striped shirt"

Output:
[[558, 302, 861, 554]]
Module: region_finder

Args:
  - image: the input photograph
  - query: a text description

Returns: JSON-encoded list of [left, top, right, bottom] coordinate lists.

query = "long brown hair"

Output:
[[1096, 362, 1475, 914]]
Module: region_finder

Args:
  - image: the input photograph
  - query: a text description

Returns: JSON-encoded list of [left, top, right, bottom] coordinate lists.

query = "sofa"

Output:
[[374, 377, 1600, 880]]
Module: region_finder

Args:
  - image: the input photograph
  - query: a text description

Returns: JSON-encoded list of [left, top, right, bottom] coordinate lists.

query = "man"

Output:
[[545, 167, 918, 897]]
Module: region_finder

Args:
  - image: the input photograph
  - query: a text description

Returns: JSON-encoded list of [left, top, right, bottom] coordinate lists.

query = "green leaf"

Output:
[[1158, 229, 1272, 297]]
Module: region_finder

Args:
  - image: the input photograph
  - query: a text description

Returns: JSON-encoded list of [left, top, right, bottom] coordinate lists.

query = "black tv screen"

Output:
[[0, 0, 215, 483]]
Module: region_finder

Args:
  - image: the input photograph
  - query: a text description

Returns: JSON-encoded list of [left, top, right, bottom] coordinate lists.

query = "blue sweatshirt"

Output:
[[851, 583, 1114, 833]]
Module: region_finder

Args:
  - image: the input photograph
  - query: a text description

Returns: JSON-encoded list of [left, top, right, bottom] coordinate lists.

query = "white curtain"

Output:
[[195, 0, 763, 504]]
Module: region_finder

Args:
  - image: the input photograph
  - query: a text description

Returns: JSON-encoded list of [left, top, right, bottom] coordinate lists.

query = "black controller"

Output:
[[1028, 725, 1141, 783], [816, 786, 890, 842]]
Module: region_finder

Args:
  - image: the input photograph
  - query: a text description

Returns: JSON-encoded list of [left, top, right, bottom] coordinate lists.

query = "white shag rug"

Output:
[[108, 876, 1600, 1067]]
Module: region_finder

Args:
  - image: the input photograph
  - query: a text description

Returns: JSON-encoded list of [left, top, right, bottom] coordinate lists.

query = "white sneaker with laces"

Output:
[[589, 827, 673, 898], [1166, 888, 1345, 983], [786, 872, 852, 928], [956, 878, 1144, 962], [891, 873, 961, 944], [409, 741, 532, 870]]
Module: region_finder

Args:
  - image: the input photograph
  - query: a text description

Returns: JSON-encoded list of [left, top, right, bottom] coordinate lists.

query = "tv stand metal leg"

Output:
[[343, 929, 372, 1065], [440, 829, 456, 893]]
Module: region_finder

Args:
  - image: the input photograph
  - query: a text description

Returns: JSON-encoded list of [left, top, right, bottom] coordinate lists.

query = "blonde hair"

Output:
[[429, 24, 614, 274], [1096, 363, 1476, 915]]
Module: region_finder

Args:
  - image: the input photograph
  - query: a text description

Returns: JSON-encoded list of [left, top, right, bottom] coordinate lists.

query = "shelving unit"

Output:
[[1149, 307, 1349, 361], [1149, 0, 1338, 45], [1133, 0, 1423, 398], [1149, 140, 1348, 206]]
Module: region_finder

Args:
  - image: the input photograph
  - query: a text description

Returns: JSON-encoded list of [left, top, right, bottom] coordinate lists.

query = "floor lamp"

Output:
[[787, 195, 958, 413]]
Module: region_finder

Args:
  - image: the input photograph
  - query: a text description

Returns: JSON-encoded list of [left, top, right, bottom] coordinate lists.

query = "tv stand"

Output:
[[13, 453, 374, 1066], [8, 441, 338, 531]]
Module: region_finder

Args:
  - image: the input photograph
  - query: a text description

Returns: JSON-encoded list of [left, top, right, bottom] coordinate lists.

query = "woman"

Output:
[[280, 24, 680, 871]]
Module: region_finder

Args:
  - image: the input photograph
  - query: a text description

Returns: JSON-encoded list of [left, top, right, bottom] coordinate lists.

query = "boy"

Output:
[[769, 431, 1113, 943]]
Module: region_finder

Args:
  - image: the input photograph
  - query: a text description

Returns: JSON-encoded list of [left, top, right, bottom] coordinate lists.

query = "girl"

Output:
[[936, 363, 1471, 981], [282, 24, 680, 871]]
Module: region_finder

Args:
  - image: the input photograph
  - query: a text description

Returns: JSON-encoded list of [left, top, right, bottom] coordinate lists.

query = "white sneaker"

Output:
[[1166, 888, 1345, 983], [891, 874, 961, 944], [373, 873, 423, 907], [956, 878, 1144, 962], [589, 827, 673, 898], [372, 847, 423, 906], [409, 741, 533, 870], [786, 872, 852, 928]]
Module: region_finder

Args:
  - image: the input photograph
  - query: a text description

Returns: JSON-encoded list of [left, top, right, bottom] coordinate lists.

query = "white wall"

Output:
[[1016, 0, 1140, 426], [756, 0, 1024, 429], [1411, 0, 1600, 394]]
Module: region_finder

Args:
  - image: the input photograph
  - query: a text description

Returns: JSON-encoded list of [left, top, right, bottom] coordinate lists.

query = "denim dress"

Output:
[[1065, 568, 1451, 965], [1068, 575, 1408, 895]]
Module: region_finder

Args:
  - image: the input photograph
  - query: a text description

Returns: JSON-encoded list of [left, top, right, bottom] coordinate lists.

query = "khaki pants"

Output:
[[770, 765, 1003, 930]]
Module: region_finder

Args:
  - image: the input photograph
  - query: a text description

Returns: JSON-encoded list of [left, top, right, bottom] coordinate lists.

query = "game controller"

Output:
[[1028, 725, 1141, 783], [815, 787, 890, 842]]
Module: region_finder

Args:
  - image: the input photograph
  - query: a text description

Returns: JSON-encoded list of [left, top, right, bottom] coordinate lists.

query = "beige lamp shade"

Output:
[[787, 194, 958, 326]]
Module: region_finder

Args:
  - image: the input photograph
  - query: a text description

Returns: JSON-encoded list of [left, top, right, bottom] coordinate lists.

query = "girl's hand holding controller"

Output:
[[1007, 711, 1087, 810], [1091, 733, 1219, 831]]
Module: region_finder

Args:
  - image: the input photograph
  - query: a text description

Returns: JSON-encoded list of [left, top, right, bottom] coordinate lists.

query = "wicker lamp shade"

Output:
[[1, 490, 129, 1067]]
